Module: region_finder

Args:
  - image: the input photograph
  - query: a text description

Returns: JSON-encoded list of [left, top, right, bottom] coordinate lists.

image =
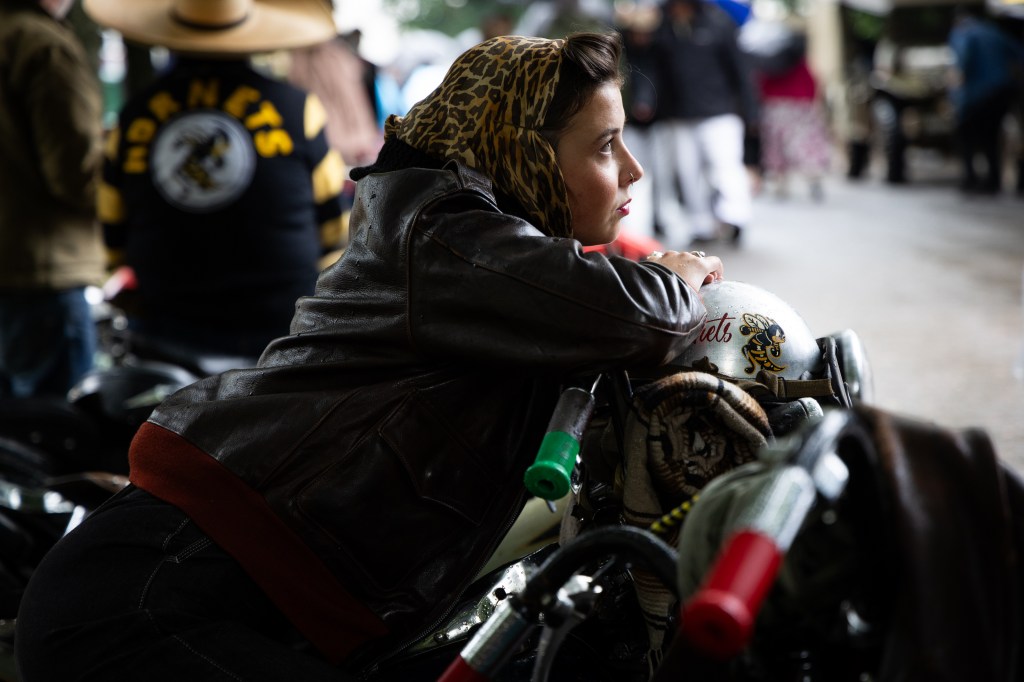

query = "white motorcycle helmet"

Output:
[[671, 280, 823, 381]]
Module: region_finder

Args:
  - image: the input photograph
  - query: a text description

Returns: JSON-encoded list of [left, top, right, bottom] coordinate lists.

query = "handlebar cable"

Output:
[[649, 494, 700, 536], [518, 525, 679, 614]]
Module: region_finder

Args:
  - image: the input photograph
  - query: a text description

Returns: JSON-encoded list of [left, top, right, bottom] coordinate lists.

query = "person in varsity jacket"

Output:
[[93, 0, 345, 358]]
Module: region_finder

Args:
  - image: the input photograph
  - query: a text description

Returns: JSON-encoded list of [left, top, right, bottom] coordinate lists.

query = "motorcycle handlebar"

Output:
[[438, 597, 534, 682], [680, 467, 816, 660], [679, 410, 857, 660], [439, 526, 679, 682], [523, 386, 596, 500]]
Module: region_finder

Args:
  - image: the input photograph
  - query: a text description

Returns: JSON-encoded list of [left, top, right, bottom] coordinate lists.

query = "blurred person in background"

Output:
[[287, 3, 384, 260], [1015, 81, 1024, 196], [752, 24, 831, 201], [480, 11, 516, 41], [517, 0, 612, 39], [89, 0, 346, 359], [948, 4, 1024, 194], [288, 9, 383, 169], [340, 29, 407, 132], [618, 1, 691, 248], [841, 46, 876, 180], [651, 0, 759, 246], [0, 0, 106, 398]]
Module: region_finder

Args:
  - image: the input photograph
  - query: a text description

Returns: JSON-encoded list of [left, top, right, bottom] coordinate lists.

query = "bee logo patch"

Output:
[[739, 313, 787, 375], [151, 110, 255, 213]]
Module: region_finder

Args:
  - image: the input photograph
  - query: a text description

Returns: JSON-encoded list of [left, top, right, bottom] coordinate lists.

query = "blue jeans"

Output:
[[0, 288, 97, 398], [15, 487, 354, 681]]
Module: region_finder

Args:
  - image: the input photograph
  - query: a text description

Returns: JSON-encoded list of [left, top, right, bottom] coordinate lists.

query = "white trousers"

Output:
[[660, 113, 752, 239], [621, 124, 691, 249]]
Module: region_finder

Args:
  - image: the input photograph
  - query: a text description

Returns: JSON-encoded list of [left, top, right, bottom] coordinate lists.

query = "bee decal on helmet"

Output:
[[739, 313, 787, 375]]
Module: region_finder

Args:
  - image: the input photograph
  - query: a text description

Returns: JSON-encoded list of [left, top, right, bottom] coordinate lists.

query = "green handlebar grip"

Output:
[[524, 431, 579, 500], [523, 386, 596, 500]]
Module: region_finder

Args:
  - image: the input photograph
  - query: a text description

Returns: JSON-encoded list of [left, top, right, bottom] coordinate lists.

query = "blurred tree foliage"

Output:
[[844, 7, 886, 41], [382, 0, 528, 35], [842, 4, 957, 45]]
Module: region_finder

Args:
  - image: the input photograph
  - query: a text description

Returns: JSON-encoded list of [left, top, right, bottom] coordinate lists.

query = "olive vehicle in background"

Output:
[[808, 0, 1021, 185]]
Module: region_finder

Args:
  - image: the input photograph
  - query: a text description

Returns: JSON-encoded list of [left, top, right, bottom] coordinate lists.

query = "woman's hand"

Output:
[[645, 249, 724, 291]]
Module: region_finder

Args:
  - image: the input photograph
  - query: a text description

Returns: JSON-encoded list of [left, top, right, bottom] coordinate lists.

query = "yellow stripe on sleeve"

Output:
[[103, 126, 120, 161], [312, 149, 345, 204], [304, 94, 328, 140], [320, 213, 348, 251], [97, 180, 125, 225], [105, 247, 125, 269]]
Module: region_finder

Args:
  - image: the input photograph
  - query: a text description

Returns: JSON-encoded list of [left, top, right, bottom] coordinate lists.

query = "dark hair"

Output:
[[541, 32, 624, 143]]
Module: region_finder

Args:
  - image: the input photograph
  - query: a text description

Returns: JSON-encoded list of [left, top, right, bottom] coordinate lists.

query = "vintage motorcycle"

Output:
[[336, 280, 910, 682], [413, 408, 877, 682], [349, 280, 1018, 682], [3, 280, 1017, 682]]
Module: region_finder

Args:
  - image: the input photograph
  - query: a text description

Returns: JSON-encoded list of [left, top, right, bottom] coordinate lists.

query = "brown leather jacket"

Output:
[[129, 161, 707, 665]]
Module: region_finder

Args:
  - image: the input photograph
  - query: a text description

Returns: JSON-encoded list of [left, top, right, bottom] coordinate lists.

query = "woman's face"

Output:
[[554, 82, 643, 246]]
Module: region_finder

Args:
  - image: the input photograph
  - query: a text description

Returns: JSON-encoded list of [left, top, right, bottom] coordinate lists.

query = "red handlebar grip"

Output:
[[680, 529, 784, 660], [437, 656, 491, 682]]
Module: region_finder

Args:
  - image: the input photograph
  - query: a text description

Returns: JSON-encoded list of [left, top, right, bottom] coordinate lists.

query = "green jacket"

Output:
[[0, 0, 105, 290]]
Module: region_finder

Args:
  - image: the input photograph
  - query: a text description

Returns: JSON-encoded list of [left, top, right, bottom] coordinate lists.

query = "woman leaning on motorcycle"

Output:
[[15, 28, 723, 682]]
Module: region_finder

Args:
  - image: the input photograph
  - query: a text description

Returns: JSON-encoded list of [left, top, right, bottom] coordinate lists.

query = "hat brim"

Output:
[[84, 0, 337, 54]]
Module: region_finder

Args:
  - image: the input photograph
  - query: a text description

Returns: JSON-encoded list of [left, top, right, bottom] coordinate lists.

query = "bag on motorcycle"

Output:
[[561, 370, 773, 667]]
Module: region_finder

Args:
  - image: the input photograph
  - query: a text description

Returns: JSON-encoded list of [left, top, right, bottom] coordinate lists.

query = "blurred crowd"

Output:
[[3, 0, 1023, 401], [49, 0, 1024, 219], [80, 0, 848, 258]]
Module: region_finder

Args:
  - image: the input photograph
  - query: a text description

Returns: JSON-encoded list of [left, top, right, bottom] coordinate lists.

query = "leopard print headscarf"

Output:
[[385, 36, 572, 238]]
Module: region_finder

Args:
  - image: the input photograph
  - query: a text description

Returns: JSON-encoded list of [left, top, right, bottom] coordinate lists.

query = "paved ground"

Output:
[[703, 151, 1024, 475]]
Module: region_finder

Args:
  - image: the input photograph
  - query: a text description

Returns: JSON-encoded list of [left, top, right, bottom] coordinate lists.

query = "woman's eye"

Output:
[[600, 140, 613, 153]]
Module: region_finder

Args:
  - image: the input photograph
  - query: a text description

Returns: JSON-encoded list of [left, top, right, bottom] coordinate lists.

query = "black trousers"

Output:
[[956, 87, 1015, 191], [15, 486, 353, 681]]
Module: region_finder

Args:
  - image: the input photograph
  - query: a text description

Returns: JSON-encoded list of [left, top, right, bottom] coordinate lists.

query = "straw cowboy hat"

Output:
[[83, 0, 337, 54]]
